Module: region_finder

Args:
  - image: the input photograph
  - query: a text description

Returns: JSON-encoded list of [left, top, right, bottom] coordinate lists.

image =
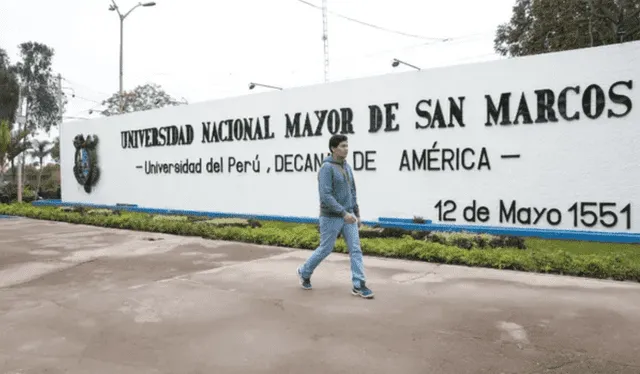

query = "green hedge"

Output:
[[1, 203, 639, 282]]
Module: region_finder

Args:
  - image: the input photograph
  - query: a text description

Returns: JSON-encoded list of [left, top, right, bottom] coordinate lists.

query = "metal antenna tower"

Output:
[[322, 0, 329, 82]]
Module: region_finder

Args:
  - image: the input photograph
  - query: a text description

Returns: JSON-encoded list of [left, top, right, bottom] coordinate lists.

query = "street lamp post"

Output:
[[248, 82, 283, 91], [391, 58, 420, 71], [109, 1, 156, 113]]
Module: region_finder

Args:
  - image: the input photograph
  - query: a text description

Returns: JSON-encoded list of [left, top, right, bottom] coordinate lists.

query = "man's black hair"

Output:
[[329, 134, 348, 152]]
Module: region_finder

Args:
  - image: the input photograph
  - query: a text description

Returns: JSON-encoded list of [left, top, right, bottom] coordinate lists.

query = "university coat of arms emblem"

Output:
[[72, 134, 100, 193]]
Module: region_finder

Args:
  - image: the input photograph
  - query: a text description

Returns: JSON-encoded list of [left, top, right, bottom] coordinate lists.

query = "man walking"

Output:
[[297, 134, 374, 299]]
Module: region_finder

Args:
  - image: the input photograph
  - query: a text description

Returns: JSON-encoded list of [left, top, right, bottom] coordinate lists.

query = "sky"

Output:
[[1, 0, 516, 146]]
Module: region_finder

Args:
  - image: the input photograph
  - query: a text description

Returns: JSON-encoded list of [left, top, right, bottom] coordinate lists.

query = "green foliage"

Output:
[[152, 214, 189, 221], [358, 225, 525, 250], [13, 42, 65, 133], [0, 120, 10, 171], [99, 83, 186, 116], [50, 136, 59, 163], [0, 48, 20, 124], [4, 126, 30, 170], [495, 0, 640, 58], [0, 203, 639, 282], [86, 208, 117, 216], [1, 163, 59, 202], [0, 41, 64, 204], [29, 138, 53, 193], [30, 139, 52, 164], [0, 184, 36, 203], [194, 217, 262, 228]]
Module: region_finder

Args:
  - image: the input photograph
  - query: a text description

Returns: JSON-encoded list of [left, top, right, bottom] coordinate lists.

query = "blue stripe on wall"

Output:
[[30, 199, 640, 244]]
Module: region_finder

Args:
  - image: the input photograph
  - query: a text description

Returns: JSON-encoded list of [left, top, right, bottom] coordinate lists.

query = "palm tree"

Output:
[[29, 139, 52, 194], [5, 127, 31, 181]]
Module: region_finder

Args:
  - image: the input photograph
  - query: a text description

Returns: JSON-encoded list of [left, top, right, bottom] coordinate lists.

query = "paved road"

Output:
[[1, 217, 640, 373]]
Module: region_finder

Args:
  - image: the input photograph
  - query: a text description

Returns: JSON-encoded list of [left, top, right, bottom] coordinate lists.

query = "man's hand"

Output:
[[344, 213, 357, 224]]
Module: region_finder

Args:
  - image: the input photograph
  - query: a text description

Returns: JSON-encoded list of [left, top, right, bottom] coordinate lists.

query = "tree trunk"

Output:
[[36, 156, 43, 196]]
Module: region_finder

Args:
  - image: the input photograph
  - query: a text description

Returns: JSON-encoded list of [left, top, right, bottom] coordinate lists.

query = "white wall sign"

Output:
[[61, 42, 640, 237]]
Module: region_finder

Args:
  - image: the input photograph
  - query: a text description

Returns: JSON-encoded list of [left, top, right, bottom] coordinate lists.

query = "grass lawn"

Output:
[[1, 203, 639, 282], [269, 221, 640, 264], [526, 238, 640, 260]]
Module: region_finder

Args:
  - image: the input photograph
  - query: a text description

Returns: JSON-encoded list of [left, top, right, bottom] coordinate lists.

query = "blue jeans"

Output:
[[300, 215, 366, 288]]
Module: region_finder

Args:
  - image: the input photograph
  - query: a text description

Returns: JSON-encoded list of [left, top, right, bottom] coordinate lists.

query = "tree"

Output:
[[4, 126, 31, 180], [494, 0, 640, 58], [0, 48, 20, 124], [9, 41, 66, 201], [50, 136, 59, 164], [0, 120, 30, 181], [12, 42, 65, 133], [29, 139, 52, 193], [595, 0, 640, 43], [0, 48, 8, 67], [99, 83, 186, 116], [0, 120, 10, 179]]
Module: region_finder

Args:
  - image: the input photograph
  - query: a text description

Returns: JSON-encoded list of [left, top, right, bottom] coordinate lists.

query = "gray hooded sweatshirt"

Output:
[[318, 155, 360, 218]]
